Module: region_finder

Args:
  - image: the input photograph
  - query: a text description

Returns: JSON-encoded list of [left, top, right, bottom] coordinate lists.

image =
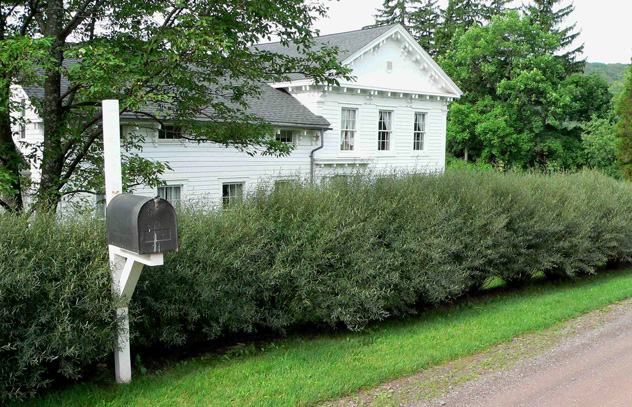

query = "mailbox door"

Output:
[[137, 200, 178, 254]]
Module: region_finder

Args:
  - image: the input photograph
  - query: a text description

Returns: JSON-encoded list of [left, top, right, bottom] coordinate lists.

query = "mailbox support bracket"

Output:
[[110, 250, 163, 384]]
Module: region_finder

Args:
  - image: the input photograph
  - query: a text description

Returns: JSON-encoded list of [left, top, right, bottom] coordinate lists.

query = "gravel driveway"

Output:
[[323, 298, 632, 407]]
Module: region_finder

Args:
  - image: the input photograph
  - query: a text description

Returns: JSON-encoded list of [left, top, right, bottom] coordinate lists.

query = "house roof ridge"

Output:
[[256, 23, 399, 46]]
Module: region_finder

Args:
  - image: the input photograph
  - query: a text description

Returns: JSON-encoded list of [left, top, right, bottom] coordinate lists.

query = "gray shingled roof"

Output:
[[22, 62, 330, 130], [255, 24, 397, 81]]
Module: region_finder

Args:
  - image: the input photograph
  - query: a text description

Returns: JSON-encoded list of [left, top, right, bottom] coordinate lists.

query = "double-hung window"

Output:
[[340, 108, 357, 151], [158, 185, 182, 206], [378, 110, 392, 151], [413, 113, 426, 151], [222, 182, 244, 207]]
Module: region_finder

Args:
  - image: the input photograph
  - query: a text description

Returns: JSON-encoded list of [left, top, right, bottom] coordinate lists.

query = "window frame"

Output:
[[340, 107, 358, 151], [157, 184, 183, 206], [222, 182, 244, 207], [158, 124, 183, 140], [275, 129, 295, 144], [377, 110, 393, 151], [413, 112, 427, 152]]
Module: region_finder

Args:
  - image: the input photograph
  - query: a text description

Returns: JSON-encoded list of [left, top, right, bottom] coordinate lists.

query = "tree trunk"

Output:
[[0, 14, 24, 212], [35, 0, 65, 212], [0, 80, 24, 212], [464, 148, 469, 162]]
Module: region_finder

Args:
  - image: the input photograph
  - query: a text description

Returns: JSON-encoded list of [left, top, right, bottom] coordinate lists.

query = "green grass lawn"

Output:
[[19, 268, 632, 407]]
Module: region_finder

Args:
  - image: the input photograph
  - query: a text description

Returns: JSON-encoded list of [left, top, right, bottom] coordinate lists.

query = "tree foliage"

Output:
[[0, 1, 351, 212], [441, 12, 611, 169], [524, 0, 584, 74], [616, 63, 632, 179]]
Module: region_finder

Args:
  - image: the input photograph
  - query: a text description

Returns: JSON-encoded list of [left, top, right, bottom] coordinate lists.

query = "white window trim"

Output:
[[340, 107, 359, 153], [221, 180, 246, 207], [157, 181, 187, 204], [275, 129, 296, 145], [413, 111, 429, 154], [156, 123, 185, 144], [377, 110, 394, 153]]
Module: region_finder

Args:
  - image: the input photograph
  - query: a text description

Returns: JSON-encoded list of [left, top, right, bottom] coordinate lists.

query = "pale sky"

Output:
[[312, 0, 632, 64]]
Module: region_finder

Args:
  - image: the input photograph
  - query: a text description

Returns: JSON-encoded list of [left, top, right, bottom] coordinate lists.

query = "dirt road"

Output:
[[324, 299, 632, 407], [433, 301, 632, 407]]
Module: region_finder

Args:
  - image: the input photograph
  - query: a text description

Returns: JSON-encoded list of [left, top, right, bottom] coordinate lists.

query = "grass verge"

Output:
[[18, 268, 632, 407]]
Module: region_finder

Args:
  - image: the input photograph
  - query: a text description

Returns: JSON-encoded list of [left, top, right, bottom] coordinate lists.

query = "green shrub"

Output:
[[3, 170, 632, 401], [0, 214, 116, 402]]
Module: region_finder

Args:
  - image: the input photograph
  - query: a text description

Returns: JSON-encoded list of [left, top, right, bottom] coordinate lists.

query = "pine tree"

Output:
[[409, 0, 441, 55], [524, 0, 585, 73], [435, 0, 487, 57], [373, 0, 409, 27], [616, 63, 632, 179], [485, 0, 513, 20]]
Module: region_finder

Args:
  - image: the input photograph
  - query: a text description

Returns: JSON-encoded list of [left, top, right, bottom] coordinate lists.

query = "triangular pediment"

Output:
[[340, 25, 462, 97]]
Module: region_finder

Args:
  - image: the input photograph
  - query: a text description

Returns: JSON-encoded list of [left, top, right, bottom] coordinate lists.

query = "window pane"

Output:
[[159, 125, 182, 139], [378, 110, 392, 151], [341, 108, 357, 151], [276, 130, 294, 143], [414, 113, 426, 151], [158, 185, 182, 205], [222, 182, 244, 207]]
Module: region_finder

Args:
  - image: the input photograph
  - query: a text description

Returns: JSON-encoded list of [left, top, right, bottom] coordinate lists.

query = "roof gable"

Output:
[[341, 25, 462, 97], [262, 24, 462, 97]]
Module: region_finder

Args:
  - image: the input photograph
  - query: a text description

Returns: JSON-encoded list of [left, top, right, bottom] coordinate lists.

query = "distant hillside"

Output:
[[585, 63, 629, 95]]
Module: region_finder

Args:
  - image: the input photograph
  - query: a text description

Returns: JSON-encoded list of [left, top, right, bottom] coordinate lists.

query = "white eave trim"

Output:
[[270, 82, 458, 101]]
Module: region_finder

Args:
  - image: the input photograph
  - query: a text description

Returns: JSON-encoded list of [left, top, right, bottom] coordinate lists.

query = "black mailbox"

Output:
[[106, 194, 178, 254]]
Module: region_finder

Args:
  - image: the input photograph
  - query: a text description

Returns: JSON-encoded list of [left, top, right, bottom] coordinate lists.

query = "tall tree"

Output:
[[373, 0, 409, 27], [616, 62, 632, 179], [0, 1, 351, 212], [0, 6, 51, 212], [523, 0, 585, 74], [370, 0, 441, 55], [435, 0, 486, 57], [440, 11, 611, 168], [485, 0, 513, 19], [409, 0, 441, 56]]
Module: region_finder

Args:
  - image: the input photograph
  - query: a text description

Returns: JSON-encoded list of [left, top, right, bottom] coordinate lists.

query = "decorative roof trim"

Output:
[[342, 24, 463, 97], [273, 82, 457, 101]]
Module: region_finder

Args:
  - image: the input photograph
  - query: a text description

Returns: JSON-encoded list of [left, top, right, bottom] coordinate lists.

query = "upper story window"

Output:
[[276, 129, 294, 144], [340, 108, 357, 151], [222, 182, 244, 207], [158, 185, 182, 206], [414, 113, 426, 151], [158, 125, 182, 140], [378, 110, 392, 151]]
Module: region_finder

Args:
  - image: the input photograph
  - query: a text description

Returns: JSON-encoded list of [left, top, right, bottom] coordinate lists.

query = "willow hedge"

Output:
[[2, 170, 632, 401]]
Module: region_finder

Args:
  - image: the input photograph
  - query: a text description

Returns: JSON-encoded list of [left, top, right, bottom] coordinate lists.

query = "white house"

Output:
[[13, 24, 462, 208]]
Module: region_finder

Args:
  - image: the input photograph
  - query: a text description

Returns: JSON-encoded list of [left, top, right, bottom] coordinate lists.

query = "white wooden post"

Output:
[[103, 100, 165, 384], [102, 99, 133, 384]]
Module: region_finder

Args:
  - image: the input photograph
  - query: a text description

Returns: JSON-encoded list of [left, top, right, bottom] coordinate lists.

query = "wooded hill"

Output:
[[585, 62, 629, 85]]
